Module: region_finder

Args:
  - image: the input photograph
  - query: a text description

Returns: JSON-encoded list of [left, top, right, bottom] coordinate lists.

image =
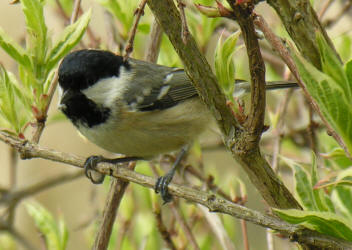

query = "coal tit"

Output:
[[58, 49, 297, 201]]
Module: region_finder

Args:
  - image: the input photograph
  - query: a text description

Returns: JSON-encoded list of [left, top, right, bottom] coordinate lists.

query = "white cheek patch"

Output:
[[83, 67, 132, 107]]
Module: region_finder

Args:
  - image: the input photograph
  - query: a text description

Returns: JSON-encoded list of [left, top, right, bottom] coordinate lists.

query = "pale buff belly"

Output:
[[77, 99, 212, 157]]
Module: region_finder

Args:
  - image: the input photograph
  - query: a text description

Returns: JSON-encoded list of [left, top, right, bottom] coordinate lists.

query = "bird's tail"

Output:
[[233, 80, 298, 98]]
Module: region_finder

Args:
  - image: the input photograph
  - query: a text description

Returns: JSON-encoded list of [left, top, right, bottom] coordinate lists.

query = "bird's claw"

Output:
[[155, 172, 174, 204], [84, 155, 105, 184]]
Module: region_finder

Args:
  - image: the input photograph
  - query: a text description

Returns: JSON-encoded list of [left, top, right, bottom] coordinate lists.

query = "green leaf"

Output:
[[46, 9, 92, 72], [293, 46, 352, 155], [96, 0, 139, 38], [188, 9, 220, 47], [7, 71, 33, 112], [332, 186, 352, 219], [26, 202, 69, 250], [214, 31, 241, 100], [336, 34, 352, 62], [0, 66, 17, 131], [274, 209, 352, 241], [0, 28, 31, 69], [0, 66, 32, 133], [21, 0, 48, 63], [282, 157, 317, 210], [345, 59, 352, 92], [316, 33, 352, 100], [330, 168, 352, 218], [322, 147, 348, 159], [311, 152, 334, 212]]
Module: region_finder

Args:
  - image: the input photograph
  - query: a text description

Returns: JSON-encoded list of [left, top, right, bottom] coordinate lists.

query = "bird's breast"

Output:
[[75, 98, 212, 157]]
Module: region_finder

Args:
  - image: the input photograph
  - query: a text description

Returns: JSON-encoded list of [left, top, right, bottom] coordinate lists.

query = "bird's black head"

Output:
[[58, 50, 129, 128], [58, 49, 130, 91]]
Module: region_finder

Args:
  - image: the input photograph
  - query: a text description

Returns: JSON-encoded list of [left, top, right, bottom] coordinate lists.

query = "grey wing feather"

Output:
[[124, 59, 198, 111]]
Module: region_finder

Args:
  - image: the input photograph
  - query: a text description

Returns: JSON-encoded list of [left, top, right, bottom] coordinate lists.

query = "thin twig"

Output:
[[123, 0, 148, 60], [9, 148, 18, 189], [55, 0, 70, 23], [31, 72, 59, 143], [153, 201, 177, 250], [230, 3, 266, 140], [176, 0, 189, 44], [318, 0, 333, 19], [253, 14, 352, 159], [93, 162, 136, 250], [241, 219, 249, 250], [0, 171, 83, 206], [198, 205, 236, 250], [185, 165, 232, 201], [271, 89, 294, 172], [77, 8, 100, 48], [0, 220, 36, 250], [170, 202, 200, 250], [70, 0, 82, 24], [324, 0, 352, 28], [266, 228, 275, 250], [307, 103, 318, 153], [115, 217, 132, 249], [144, 19, 163, 63], [104, 11, 119, 52], [55, 0, 99, 48], [6, 148, 18, 226], [31, 0, 82, 143]]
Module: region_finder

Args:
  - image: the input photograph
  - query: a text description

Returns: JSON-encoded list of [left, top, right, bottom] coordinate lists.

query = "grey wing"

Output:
[[124, 59, 198, 111]]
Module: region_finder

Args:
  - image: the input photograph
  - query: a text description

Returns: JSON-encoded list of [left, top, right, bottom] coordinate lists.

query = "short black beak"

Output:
[[58, 90, 75, 111]]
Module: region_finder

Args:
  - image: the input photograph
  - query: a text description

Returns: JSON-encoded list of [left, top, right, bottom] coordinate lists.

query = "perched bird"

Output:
[[58, 49, 298, 202]]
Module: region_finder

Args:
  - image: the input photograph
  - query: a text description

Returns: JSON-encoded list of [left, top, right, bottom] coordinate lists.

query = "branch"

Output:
[[323, 0, 352, 28], [124, 0, 148, 60], [0, 171, 83, 206], [147, 0, 300, 211], [144, 19, 163, 62], [0, 131, 351, 249], [228, 1, 266, 145], [153, 201, 177, 250], [93, 164, 135, 250], [266, 0, 341, 69], [0, 219, 36, 250], [170, 203, 200, 250], [253, 14, 351, 158]]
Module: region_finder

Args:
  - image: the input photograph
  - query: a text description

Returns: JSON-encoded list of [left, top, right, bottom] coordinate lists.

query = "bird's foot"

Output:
[[155, 170, 175, 204], [84, 156, 141, 184]]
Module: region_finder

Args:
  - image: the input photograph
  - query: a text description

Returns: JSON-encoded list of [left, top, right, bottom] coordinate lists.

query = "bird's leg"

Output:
[[155, 146, 189, 204], [84, 155, 141, 184]]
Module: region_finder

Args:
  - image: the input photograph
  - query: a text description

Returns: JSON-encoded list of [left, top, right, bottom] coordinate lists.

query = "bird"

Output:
[[57, 49, 298, 202]]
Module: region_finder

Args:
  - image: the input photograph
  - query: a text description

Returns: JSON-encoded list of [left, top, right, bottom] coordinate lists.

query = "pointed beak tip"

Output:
[[58, 103, 67, 111]]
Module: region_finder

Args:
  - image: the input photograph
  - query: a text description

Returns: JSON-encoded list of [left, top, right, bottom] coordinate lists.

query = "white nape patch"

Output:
[[164, 73, 173, 83], [82, 66, 132, 107], [157, 85, 170, 100]]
